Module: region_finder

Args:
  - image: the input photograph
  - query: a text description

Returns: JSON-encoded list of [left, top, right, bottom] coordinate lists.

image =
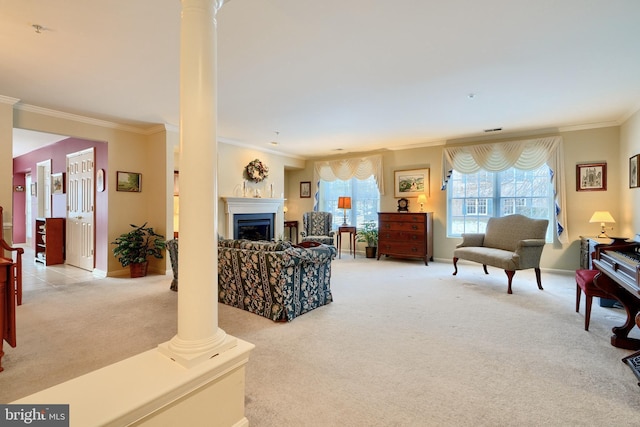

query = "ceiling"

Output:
[[4, 0, 640, 158]]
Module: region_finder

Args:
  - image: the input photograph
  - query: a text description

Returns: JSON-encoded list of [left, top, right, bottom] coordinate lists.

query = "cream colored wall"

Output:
[[143, 128, 170, 274], [285, 168, 315, 223], [216, 143, 304, 239], [288, 126, 626, 271], [0, 100, 15, 226], [620, 109, 640, 236], [12, 108, 170, 275]]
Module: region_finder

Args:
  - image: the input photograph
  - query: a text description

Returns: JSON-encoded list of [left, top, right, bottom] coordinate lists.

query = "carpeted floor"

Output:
[[1, 254, 639, 426]]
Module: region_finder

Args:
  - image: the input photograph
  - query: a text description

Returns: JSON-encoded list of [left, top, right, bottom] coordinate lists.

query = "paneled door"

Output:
[[66, 148, 95, 271]]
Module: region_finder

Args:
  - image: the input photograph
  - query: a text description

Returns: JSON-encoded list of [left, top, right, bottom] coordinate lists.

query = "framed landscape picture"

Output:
[[576, 162, 606, 192], [394, 168, 429, 197], [116, 171, 142, 192]]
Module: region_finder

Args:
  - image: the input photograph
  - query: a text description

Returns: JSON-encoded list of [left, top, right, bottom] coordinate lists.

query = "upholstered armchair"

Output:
[[166, 239, 178, 291], [301, 211, 335, 246]]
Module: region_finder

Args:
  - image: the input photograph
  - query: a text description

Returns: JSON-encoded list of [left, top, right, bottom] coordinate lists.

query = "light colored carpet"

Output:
[[1, 255, 639, 426]]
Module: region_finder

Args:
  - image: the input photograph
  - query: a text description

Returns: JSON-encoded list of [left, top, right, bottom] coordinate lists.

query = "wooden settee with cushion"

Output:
[[218, 239, 336, 321], [452, 214, 549, 294]]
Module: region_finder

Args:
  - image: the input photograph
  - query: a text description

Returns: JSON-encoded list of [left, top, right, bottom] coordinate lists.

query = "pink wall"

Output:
[[13, 137, 108, 270]]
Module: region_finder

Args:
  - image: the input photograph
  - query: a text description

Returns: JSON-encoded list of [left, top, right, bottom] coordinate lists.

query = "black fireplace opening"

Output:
[[234, 213, 275, 241]]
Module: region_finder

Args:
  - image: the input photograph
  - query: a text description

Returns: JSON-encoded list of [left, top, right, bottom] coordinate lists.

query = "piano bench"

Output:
[[576, 269, 614, 331]]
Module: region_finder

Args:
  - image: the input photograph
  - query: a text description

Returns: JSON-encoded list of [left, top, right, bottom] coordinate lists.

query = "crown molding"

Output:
[[14, 103, 154, 135], [386, 138, 447, 151], [557, 120, 621, 133], [217, 137, 305, 160], [620, 102, 640, 124], [0, 95, 20, 106]]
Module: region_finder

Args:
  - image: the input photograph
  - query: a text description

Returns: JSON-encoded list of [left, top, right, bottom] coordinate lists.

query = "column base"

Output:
[[158, 330, 237, 368]]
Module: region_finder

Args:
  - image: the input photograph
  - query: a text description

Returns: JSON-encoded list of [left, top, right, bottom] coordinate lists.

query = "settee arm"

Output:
[[286, 245, 336, 264], [456, 233, 485, 248], [517, 238, 546, 248], [514, 239, 546, 268]]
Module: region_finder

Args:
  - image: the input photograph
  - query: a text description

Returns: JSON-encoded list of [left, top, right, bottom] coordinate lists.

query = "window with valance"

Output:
[[441, 136, 568, 244], [312, 154, 384, 211]]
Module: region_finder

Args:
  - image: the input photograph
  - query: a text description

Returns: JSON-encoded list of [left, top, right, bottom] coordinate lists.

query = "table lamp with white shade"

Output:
[[589, 211, 615, 238]]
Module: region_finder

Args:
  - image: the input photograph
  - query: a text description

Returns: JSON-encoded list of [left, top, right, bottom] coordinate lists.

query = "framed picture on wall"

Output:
[[116, 171, 142, 192], [576, 162, 606, 192], [51, 172, 65, 194], [300, 181, 311, 198], [630, 155, 639, 188], [394, 168, 429, 197]]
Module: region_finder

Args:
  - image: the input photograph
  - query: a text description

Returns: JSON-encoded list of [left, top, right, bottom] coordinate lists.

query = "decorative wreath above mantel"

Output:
[[244, 158, 269, 183]]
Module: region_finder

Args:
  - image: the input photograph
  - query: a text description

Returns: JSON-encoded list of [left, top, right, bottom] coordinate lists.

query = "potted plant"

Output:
[[356, 221, 379, 258], [112, 223, 166, 277]]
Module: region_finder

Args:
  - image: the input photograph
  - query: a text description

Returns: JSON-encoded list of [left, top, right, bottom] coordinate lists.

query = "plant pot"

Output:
[[365, 246, 377, 259], [129, 261, 148, 278]]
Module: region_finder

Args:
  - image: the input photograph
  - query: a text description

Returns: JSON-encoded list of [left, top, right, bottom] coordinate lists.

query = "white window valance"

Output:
[[441, 136, 568, 244], [314, 154, 384, 195]]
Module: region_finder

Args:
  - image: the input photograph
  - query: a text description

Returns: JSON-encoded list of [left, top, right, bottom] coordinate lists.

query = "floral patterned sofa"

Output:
[[218, 239, 336, 322]]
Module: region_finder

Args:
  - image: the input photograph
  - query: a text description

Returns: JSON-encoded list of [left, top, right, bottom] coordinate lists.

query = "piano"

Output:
[[591, 238, 640, 386], [592, 239, 640, 350]]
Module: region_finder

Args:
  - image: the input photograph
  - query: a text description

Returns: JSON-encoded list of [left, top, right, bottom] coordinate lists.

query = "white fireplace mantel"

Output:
[[222, 197, 285, 240]]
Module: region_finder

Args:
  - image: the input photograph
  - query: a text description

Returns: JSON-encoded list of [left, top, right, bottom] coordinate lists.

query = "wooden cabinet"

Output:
[[377, 212, 433, 265], [35, 218, 65, 266], [579, 236, 623, 269]]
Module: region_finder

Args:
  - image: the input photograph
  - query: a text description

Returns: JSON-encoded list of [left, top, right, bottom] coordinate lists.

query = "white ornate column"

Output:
[[16, 3, 253, 424], [159, 0, 236, 367]]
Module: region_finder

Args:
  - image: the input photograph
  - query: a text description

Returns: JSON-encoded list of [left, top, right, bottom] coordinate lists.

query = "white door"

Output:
[[36, 159, 51, 218], [66, 148, 95, 271]]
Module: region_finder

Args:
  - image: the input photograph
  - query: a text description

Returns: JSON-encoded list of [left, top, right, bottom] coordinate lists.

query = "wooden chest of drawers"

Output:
[[377, 212, 433, 265]]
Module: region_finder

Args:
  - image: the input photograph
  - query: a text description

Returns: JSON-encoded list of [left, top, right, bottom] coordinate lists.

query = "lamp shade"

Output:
[[338, 196, 352, 209], [589, 211, 615, 224], [417, 194, 427, 204]]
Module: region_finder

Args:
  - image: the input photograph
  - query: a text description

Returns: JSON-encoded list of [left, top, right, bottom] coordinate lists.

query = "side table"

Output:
[[284, 220, 299, 244], [337, 226, 357, 259]]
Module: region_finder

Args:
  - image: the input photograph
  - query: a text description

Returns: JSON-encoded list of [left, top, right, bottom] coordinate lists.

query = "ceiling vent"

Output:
[[484, 127, 503, 133]]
